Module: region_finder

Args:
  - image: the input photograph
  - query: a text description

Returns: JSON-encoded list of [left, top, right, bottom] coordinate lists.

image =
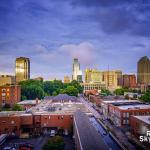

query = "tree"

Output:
[[12, 104, 24, 111], [140, 91, 150, 102], [52, 91, 58, 96], [65, 86, 79, 96], [70, 80, 83, 93], [101, 88, 111, 95], [43, 136, 65, 150], [114, 88, 129, 95], [19, 80, 44, 100]]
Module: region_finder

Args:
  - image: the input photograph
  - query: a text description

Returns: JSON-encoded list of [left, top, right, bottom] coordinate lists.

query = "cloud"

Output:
[[59, 42, 97, 66]]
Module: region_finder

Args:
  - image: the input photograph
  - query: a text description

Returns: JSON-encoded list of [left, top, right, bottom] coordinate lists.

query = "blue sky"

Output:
[[0, 0, 150, 80]]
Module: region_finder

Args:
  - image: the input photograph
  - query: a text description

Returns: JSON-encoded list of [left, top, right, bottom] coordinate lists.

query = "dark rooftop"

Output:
[[74, 111, 108, 150], [111, 101, 144, 106], [44, 94, 79, 102]]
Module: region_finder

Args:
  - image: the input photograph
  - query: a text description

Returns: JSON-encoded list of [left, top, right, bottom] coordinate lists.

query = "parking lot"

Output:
[[0, 135, 75, 150]]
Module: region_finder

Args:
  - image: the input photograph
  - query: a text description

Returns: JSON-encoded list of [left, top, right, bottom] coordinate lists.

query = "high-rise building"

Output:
[[0, 75, 16, 86], [137, 56, 150, 84], [103, 70, 122, 91], [15, 57, 30, 83], [72, 58, 82, 82], [85, 69, 104, 83], [64, 76, 70, 83], [122, 74, 136, 88], [0, 85, 21, 107]]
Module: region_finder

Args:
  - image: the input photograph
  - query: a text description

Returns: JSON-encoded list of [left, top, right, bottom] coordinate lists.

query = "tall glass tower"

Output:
[[15, 57, 30, 83], [72, 58, 82, 82], [137, 56, 150, 84]]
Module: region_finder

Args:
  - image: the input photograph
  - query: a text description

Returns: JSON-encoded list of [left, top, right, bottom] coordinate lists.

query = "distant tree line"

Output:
[[19, 79, 83, 100], [114, 87, 150, 102]]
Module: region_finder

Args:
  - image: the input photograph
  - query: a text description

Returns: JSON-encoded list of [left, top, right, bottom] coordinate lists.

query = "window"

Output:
[[126, 113, 129, 118], [123, 113, 126, 118], [2, 88, 6, 92], [123, 120, 126, 124], [126, 120, 129, 124], [11, 120, 15, 124]]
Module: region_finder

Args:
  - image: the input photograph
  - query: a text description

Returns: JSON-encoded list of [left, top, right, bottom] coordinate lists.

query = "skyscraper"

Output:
[[15, 57, 30, 83], [103, 70, 122, 91], [85, 69, 103, 83], [137, 56, 150, 84], [122, 74, 136, 88], [72, 58, 82, 82]]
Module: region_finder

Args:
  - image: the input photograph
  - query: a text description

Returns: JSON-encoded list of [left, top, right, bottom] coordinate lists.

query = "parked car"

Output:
[[50, 130, 56, 137]]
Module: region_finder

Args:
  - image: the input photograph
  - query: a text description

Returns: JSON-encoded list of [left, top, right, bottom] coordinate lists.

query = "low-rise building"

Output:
[[64, 76, 70, 83], [0, 95, 90, 137], [109, 103, 150, 127], [130, 115, 150, 147], [0, 75, 16, 86], [17, 99, 41, 109], [81, 82, 106, 93], [0, 85, 21, 107]]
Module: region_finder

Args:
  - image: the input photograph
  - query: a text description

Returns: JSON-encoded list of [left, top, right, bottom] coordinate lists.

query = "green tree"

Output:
[[19, 80, 44, 100], [101, 88, 111, 95], [52, 91, 58, 96], [43, 136, 65, 150], [12, 104, 24, 111], [65, 86, 79, 96], [70, 80, 83, 93], [140, 91, 150, 102], [114, 88, 129, 95], [43, 81, 55, 95]]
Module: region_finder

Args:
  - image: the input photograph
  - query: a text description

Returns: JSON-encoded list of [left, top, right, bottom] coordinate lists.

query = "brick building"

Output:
[[0, 85, 21, 107], [122, 74, 137, 88], [0, 97, 90, 137], [130, 115, 150, 147], [109, 103, 150, 127]]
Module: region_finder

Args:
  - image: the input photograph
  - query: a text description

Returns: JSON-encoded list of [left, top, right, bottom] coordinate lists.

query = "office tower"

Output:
[[0, 75, 16, 86], [137, 56, 150, 84], [122, 74, 136, 88], [64, 76, 70, 83], [0, 85, 21, 107], [85, 69, 103, 83], [15, 57, 30, 83], [103, 70, 122, 91], [72, 58, 82, 82]]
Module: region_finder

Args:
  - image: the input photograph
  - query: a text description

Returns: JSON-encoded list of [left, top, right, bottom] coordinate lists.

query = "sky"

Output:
[[0, 0, 150, 80]]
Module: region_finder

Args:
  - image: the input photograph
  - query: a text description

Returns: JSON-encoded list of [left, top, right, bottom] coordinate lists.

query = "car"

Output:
[[50, 130, 56, 137], [3, 146, 13, 150]]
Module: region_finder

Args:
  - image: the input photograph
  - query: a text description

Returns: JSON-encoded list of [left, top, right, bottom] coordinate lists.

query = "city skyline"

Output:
[[0, 0, 150, 80]]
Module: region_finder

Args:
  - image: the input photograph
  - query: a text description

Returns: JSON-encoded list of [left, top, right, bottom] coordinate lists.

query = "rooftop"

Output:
[[18, 100, 41, 105], [31, 100, 90, 115], [102, 100, 140, 104], [118, 104, 150, 110], [44, 94, 79, 102], [133, 115, 150, 125]]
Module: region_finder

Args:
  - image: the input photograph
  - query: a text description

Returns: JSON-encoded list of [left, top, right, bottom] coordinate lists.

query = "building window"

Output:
[[11, 120, 15, 124], [2, 88, 6, 92], [126, 113, 129, 118], [123, 120, 126, 124]]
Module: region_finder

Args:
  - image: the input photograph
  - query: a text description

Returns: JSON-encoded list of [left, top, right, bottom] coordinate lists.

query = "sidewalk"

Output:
[[98, 109, 137, 150]]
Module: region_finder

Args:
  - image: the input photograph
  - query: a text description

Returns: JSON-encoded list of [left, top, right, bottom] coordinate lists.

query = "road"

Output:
[[79, 96, 101, 119], [79, 96, 137, 150]]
